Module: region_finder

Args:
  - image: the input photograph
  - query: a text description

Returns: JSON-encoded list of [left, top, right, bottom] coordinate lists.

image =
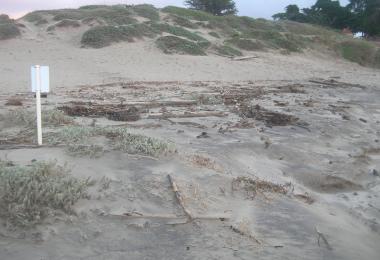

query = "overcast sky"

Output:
[[1, 0, 349, 19]]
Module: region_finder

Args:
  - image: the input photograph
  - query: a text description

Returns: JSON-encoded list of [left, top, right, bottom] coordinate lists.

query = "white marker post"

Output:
[[35, 65, 42, 145], [31, 65, 49, 146]]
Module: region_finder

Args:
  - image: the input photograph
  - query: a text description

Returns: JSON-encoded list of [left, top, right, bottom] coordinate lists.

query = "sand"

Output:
[[0, 17, 379, 260]]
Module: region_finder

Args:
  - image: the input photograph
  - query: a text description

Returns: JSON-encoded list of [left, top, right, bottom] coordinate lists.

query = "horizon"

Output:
[[1, 0, 349, 20]]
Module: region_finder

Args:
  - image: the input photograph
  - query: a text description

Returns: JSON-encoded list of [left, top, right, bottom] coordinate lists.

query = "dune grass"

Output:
[[19, 5, 380, 68], [81, 23, 156, 48], [47, 126, 174, 157], [156, 35, 207, 55], [161, 6, 214, 21], [1, 109, 74, 129], [338, 40, 380, 67], [131, 4, 160, 21], [0, 161, 90, 227]]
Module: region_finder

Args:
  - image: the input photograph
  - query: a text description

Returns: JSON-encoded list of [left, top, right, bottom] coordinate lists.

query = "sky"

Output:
[[1, 0, 349, 19]]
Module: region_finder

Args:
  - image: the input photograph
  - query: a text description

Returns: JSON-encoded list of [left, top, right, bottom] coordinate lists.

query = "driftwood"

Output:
[[167, 174, 193, 221], [148, 111, 227, 119], [315, 226, 332, 250], [309, 79, 365, 89], [232, 55, 259, 61], [108, 213, 229, 222], [230, 225, 261, 244]]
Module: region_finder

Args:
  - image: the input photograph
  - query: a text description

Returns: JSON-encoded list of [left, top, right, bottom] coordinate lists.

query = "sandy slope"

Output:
[[0, 19, 379, 94]]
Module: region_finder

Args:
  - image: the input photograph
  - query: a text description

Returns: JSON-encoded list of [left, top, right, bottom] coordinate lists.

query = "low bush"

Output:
[[0, 161, 89, 227], [161, 6, 214, 21], [156, 36, 207, 55], [131, 4, 160, 21], [81, 23, 155, 48], [48, 126, 174, 157], [338, 40, 378, 67], [0, 14, 20, 40]]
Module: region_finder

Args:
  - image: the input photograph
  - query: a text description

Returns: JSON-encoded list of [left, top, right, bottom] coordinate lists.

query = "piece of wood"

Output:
[[148, 111, 227, 119], [167, 174, 193, 221], [108, 213, 229, 221], [308, 79, 364, 89], [315, 226, 332, 250], [232, 55, 259, 61]]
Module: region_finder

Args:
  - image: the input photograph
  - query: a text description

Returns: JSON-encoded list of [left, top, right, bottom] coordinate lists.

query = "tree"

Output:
[[273, 1, 355, 30], [184, 0, 237, 16], [347, 0, 380, 36], [272, 4, 307, 22], [310, 0, 355, 29]]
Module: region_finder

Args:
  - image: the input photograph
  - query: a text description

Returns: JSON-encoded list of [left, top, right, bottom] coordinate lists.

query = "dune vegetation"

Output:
[[7, 4, 379, 68]]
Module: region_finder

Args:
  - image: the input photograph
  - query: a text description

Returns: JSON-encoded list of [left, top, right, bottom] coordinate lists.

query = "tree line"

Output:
[[184, 0, 379, 37], [272, 0, 380, 37]]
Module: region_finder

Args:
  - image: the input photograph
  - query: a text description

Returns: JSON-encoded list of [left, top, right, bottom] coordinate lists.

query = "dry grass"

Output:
[[48, 126, 175, 157], [102, 127, 175, 157], [1, 109, 74, 128], [156, 36, 206, 55], [232, 176, 289, 199], [189, 154, 224, 173], [0, 161, 90, 227]]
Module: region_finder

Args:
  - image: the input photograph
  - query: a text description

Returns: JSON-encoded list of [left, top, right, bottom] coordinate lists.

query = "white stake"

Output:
[[35, 65, 42, 146]]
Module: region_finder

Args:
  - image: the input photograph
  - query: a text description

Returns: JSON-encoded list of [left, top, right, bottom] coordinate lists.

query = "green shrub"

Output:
[[338, 40, 377, 66], [132, 4, 160, 21], [53, 9, 83, 21], [102, 127, 174, 157], [162, 6, 214, 21], [109, 16, 138, 25], [374, 49, 380, 68], [0, 14, 11, 23], [49, 6, 135, 26], [0, 161, 89, 227], [280, 20, 335, 36], [242, 30, 304, 52], [0, 23, 20, 40], [227, 37, 264, 51], [156, 35, 207, 55], [47, 126, 174, 157], [23, 12, 46, 23], [81, 24, 156, 48], [2, 109, 73, 128], [0, 15, 20, 40], [79, 5, 108, 10], [214, 44, 242, 56]]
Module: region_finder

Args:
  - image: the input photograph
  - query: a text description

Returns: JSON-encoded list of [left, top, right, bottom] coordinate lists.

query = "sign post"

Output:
[[35, 65, 42, 145], [31, 65, 49, 146]]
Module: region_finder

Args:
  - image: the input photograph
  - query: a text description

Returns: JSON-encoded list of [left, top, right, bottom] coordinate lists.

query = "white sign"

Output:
[[31, 65, 49, 93]]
